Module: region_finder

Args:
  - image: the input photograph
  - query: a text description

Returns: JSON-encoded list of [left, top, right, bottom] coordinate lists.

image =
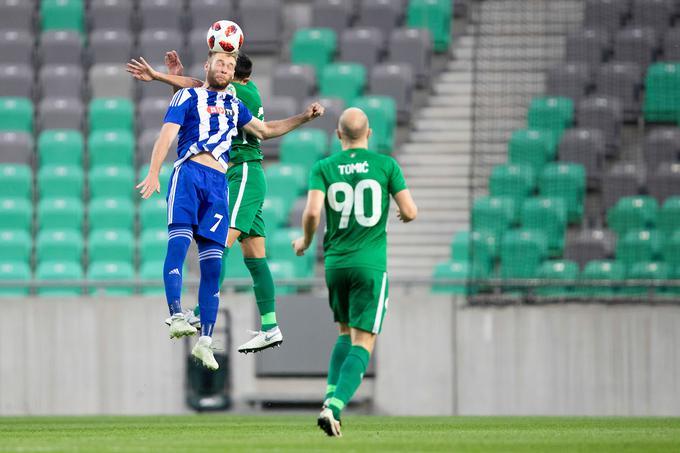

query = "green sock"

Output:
[[328, 345, 370, 420], [325, 335, 351, 401], [244, 257, 277, 331]]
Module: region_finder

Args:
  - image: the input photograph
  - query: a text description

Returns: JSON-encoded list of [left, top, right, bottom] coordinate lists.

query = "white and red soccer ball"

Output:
[[206, 20, 244, 53]]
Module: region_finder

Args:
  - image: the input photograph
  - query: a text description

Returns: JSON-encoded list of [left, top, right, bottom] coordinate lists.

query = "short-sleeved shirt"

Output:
[[229, 80, 265, 164], [309, 148, 408, 271], [164, 87, 253, 171]]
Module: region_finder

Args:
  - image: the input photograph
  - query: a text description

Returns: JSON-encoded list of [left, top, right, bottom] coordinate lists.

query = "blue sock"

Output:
[[163, 224, 193, 316], [197, 238, 224, 337]]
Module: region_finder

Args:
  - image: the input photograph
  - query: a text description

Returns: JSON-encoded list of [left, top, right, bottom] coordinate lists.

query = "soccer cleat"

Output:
[[237, 326, 283, 354], [317, 408, 342, 437], [165, 310, 201, 329], [191, 337, 219, 370], [168, 313, 198, 339]]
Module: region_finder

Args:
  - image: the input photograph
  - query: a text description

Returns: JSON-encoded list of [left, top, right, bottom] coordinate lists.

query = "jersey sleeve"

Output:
[[388, 158, 408, 195], [308, 161, 326, 193], [236, 99, 253, 128], [163, 89, 193, 125]]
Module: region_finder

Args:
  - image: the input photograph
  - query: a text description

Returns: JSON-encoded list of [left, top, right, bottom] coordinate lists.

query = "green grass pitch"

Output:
[[1, 415, 679, 452]]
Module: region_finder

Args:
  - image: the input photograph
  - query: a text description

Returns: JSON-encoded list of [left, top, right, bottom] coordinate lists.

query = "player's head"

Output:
[[204, 51, 237, 90], [234, 53, 253, 83], [337, 107, 372, 150]]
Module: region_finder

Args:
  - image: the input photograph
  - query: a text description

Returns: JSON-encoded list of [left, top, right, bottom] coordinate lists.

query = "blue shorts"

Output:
[[166, 160, 229, 246]]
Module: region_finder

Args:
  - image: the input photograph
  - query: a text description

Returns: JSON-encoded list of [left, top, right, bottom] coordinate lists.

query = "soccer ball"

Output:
[[206, 20, 244, 54]]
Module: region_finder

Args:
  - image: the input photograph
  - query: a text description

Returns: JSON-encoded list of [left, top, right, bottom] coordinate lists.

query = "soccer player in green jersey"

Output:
[[292, 108, 418, 437]]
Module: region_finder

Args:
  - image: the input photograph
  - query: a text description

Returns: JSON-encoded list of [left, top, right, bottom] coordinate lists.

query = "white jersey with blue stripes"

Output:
[[163, 87, 253, 170]]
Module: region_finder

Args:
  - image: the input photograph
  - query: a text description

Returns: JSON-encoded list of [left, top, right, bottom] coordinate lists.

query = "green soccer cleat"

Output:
[[191, 337, 219, 370], [168, 313, 197, 339], [317, 408, 342, 437]]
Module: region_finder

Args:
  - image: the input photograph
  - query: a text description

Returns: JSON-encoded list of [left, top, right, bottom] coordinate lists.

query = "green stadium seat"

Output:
[[36, 229, 83, 265], [320, 63, 366, 105], [643, 63, 680, 122], [659, 196, 680, 238], [0, 97, 33, 132], [89, 198, 134, 232], [139, 164, 173, 195], [41, 0, 84, 33], [450, 230, 470, 260], [616, 229, 661, 269], [0, 261, 31, 296], [89, 166, 135, 201], [139, 260, 164, 295], [279, 129, 327, 171], [139, 229, 167, 267], [527, 96, 573, 148], [500, 229, 548, 279], [139, 197, 168, 232], [625, 261, 671, 296], [37, 197, 83, 232], [352, 96, 397, 153], [267, 260, 297, 295], [88, 261, 134, 296], [38, 130, 84, 167], [662, 230, 680, 268], [0, 164, 32, 200], [290, 28, 337, 76], [536, 259, 579, 296], [88, 130, 135, 169], [449, 230, 497, 276], [88, 98, 134, 133], [0, 198, 32, 231], [471, 196, 516, 243], [539, 162, 585, 223], [580, 260, 626, 297], [521, 197, 567, 256], [36, 261, 83, 296], [261, 196, 289, 230], [607, 196, 659, 237], [88, 229, 134, 265], [268, 227, 315, 277], [265, 164, 307, 208], [38, 165, 84, 199], [432, 260, 475, 294], [220, 242, 252, 291], [489, 163, 535, 217], [407, 0, 452, 52], [508, 129, 553, 175], [0, 230, 32, 264]]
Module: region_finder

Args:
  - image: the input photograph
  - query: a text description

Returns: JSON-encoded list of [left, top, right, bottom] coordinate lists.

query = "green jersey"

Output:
[[309, 148, 408, 271], [229, 80, 264, 164]]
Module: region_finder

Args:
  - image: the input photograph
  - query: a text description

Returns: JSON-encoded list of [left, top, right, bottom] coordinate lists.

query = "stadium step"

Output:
[[403, 165, 469, 177], [400, 143, 472, 155], [399, 153, 471, 165], [414, 119, 471, 131], [411, 131, 471, 143]]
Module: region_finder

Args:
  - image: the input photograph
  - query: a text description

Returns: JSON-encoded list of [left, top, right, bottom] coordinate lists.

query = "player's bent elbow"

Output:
[[402, 205, 418, 222]]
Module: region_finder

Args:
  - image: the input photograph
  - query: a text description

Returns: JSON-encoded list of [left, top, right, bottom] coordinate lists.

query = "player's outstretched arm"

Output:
[[243, 102, 325, 141], [136, 122, 180, 199], [126, 56, 203, 90], [292, 190, 325, 256], [393, 189, 418, 223]]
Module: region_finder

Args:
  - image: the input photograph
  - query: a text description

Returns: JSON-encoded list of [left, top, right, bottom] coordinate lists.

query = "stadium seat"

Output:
[[36, 261, 84, 296], [546, 62, 591, 103], [357, 0, 402, 39], [387, 28, 432, 87], [89, 0, 133, 31], [139, 164, 173, 196], [369, 64, 415, 123], [0, 30, 32, 66], [88, 261, 134, 296], [0, 198, 31, 231], [38, 98, 84, 131], [624, 261, 671, 296], [663, 26, 680, 60], [607, 196, 659, 236], [137, 29, 185, 67], [261, 196, 289, 230], [499, 229, 548, 279], [38, 130, 83, 168], [139, 196, 168, 232], [340, 28, 384, 70], [432, 260, 476, 295], [527, 96, 574, 149], [291, 28, 337, 76], [539, 163, 585, 223], [489, 164, 535, 218], [602, 162, 645, 211], [320, 63, 366, 106], [471, 196, 516, 244], [260, 96, 297, 158], [631, 0, 672, 33], [616, 229, 661, 268], [578, 96, 623, 151], [658, 196, 680, 238], [137, 129, 177, 167], [0, 0, 33, 32], [0, 131, 33, 165], [139, 260, 165, 295], [267, 260, 298, 295], [39, 30, 83, 66], [138, 0, 183, 30], [89, 229, 134, 265], [0, 164, 31, 200], [265, 164, 307, 208], [565, 28, 610, 65], [39, 65, 83, 101], [0, 97, 32, 132], [536, 260, 579, 296], [648, 163, 680, 204], [643, 63, 680, 122], [352, 96, 397, 153], [662, 230, 680, 268], [580, 260, 626, 297], [312, 0, 353, 37], [89, 198, 135, 232], [221, 241, 252, 291], [558, 129, 605, 186], [304, 96, 345, 136], [272, 64, 316, 102], [89, 64, 134, 99], [37, 198, 83, 232], [450, 230, 470, 260], [279, 129, 327, 172], [0, 230, 31, 264], [36, 229, 83, 265], [407, 0, 451, 52], [613, 26, 658, 70], [0, 261, 30, 296], [643, 127, 680, 171], [188, 0, 234, 32], [564, 228, 615, 269], [41, 0, 84, 34], [584, 0, 627, 33], [138, 98, 169, 132], [89, 166, 135, 201], [88, 130, 135, 169], [508, 129, 553, 175], [38, 165, 84, 200], [89, 98, 134, 133], [521, 197, 567, 256], [0, 64, 33, 98], [139, 229, 168, 266], [595, 62, 642, 122], [238, 0, 282, 53], [268, 228, 315, 277], [450, 230, 497, 276]]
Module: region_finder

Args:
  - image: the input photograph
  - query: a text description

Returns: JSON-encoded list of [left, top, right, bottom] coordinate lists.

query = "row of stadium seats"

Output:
[[584, 0, 680, 34]]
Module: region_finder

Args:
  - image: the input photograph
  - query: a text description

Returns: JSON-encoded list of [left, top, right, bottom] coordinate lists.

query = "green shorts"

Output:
[[227, 160, 266, 240], [325, 267, 389, 334]]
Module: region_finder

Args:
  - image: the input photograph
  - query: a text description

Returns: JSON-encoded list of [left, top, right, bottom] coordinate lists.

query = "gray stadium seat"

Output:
[[39, 65, 83, 100], [644, 127, 680, 171], [369, 63, 414, 123], [613, 27, 658, 70], [38, 98, 84, 131], [546, 62, 591, 103], [0, 30, 33, 65], [648, 163, 680, 203], [602, 162, 645, 211], [138, 98, 169, 132], [388, 28, 432, 87], [89, 64, 134, 99], [188, 28, 210, 68], [39, 31, 83, 66], [138, 29, 185, 67], [594, 62, 642, 122], [261, 96, 297, 159], [584, 0, 628, 33], [189, 0, 235, 32], [565, 28, 610, 66], [239, 0, 282, 53], [139, 65, 176, 101], [663, 27, 680, 60], [631, 0, 672, 32], [304, 96, 344, 136], [558, 129, 606, 187], [0, 132, 33, 165], [340, 27, 385, 70], [137, 128, 177, 167], [272, 64, 316, 105], [312, 0, 354, 37], [357, 0, 403, 39], [0, 0, 34, 32], [564, 228, 614, 268], [0, 64, 33, 98], [89, 0, 133, 31], [89, 29, 133, 65], [577, 96, 623, 152], [139, 0, 183, 31]]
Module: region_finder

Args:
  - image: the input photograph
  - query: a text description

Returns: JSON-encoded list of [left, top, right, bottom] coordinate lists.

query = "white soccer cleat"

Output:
[[165, 310, 201, 329], [191, 336, 219, 370], [237, 326, 283, 354], [317, 408, 342, 437], [168, 313, 197, 339]]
